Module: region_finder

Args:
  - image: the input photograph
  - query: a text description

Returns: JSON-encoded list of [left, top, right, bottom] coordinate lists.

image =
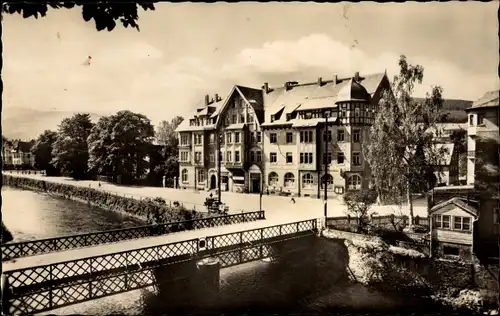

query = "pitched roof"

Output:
[[264, 73, 384, 113], [429, 197, 478, 217], [467, 90, 499, 110], [404, 143, 455, 166], [426, 143, 455, 166]]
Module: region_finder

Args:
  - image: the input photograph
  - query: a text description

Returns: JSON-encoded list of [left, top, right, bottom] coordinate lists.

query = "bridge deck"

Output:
[[3, 217, 307, 272]]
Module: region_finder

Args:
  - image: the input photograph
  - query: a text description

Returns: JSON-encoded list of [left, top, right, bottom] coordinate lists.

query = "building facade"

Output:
[[429, 90, 499, 261], [176, 72, 390, 197], [176, 86, 265, 193], [2, 139, 35, 168], [261, 72, 390, 198]]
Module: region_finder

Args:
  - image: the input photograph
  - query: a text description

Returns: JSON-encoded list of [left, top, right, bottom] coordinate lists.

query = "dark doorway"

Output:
[[210, 175, 216, 190], [252, 179, 260, 193], [222, 176, 229, 191]]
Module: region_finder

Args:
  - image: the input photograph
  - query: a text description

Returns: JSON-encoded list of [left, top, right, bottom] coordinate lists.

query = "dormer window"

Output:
[[286, 114, 291, 121]]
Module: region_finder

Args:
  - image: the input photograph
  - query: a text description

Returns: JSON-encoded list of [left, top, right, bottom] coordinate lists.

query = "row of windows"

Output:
[[269, 130, 362, 144], [181, 150, 263, 164], [181, 169, 206, 183], [433, 214, 471, 231], [267, 172, 362, 190], [180, 168, 362, 190], [469, 113, 485, 126], [268, 151, 362, 165], [224, 110, 255, 125]]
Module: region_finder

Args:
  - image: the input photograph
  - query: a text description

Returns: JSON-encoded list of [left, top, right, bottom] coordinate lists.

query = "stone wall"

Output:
[[3, 174, 202, 223]]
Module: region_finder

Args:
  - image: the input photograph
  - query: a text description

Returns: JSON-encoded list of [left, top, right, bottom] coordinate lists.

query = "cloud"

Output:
[[4, 32, 497, 130], [221, 33, 498, 100]]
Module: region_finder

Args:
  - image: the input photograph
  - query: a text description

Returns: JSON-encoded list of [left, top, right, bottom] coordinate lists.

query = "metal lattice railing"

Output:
[[3, 218, 318, 315], [2, 211, 265, 261]]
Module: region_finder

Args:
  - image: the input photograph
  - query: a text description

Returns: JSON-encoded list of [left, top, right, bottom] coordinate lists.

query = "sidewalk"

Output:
[[3, 172, 429, 220]]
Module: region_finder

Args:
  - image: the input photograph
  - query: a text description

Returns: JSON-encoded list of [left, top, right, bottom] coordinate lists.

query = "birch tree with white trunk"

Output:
[[364, 55, 448, 227]]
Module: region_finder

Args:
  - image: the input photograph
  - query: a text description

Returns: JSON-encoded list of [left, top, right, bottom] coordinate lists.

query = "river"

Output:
[[2, 187, 461, 315]]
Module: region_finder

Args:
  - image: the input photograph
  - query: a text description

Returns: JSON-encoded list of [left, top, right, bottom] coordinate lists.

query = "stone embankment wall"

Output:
[[322, 229, 497, 312], [3, 174, 202, 223]]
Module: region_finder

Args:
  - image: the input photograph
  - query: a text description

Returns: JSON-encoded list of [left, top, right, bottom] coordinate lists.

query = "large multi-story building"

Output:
[[175, 86, 265, 193], [261, 72, 391, 198], [176, 72, 391, 197]]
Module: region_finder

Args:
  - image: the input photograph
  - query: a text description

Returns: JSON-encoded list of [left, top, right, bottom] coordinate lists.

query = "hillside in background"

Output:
[[2, 107, 103, 140], [413, 98, 473, 123]]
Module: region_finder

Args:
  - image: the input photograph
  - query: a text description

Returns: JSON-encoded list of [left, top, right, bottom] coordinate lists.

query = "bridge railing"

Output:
[[4, 219, 319, 316], [1, 211, 265, 261]]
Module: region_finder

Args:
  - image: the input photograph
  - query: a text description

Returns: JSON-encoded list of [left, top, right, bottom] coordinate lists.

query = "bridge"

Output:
[[2, 211, 321, 315]]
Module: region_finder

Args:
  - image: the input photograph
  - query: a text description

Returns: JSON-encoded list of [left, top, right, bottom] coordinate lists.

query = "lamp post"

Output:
[[324, 111, 329, 220], [217, 132, 222, 204]]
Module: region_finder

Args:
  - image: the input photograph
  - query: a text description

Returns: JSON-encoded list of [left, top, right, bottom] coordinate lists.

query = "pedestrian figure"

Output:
[[98, 182, 101, 188], [291, 197, 296, 204]]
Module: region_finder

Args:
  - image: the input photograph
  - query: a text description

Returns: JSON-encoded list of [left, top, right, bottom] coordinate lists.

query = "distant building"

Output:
[[429, 90, 499, 261], [465, 90, 499, 185], [2, 139, 35, 167], [430, 143, 459, 186]]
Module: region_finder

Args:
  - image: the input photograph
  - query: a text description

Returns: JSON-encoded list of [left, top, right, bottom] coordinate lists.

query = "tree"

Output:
[[343, 189, 378, 233], [450, 128, 468, 178], [31, 130, 59, 174], [156, 116, 184, 151], [364, 55, 447, 226], [153, 116, 184, 180], [88, 110, 155, 184], [2, 2, 156, 32], [51, 113, 94, 179]]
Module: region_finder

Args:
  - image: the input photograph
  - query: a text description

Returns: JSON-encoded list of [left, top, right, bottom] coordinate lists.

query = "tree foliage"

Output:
[[153, 116, 184, 180], [364, 55, 447, 223], [343, 189, 378, 233], [31, 130, 59, 174], [87, 110, 155, 183], [51, 113, 93, 179], [2, 2, 156, 32]]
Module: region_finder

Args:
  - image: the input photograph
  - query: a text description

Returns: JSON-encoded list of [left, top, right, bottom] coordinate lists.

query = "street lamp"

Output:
[[324, 110, 330, 220], [217, 132, 222, 205]]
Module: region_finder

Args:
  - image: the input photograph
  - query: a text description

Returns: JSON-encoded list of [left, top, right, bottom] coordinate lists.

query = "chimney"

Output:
[[354, 71, 360, 82], [284, 81, 290, 91], [204, 94, 210, 106], [214, 94, 219, 102], [318, 77, 323, 86], [262, 82, 269, 94], [333, 74, 338, 85]]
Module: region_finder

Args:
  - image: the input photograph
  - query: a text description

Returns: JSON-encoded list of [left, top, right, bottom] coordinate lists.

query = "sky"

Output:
[[2, 2, 499, 127]]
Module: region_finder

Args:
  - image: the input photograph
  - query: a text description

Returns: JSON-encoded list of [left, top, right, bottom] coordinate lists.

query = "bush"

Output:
[[3, 175, 206, 224]]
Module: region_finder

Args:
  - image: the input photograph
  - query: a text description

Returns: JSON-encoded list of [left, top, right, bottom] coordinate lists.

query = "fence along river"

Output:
[[2, 187, 455, 315]]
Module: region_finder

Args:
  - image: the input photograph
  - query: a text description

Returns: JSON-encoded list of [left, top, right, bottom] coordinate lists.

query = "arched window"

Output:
[[181, 169, 188, 183], [268, 172, 279, 187], [348, 174, 362, 190], [302, 173, 314, 188], [284, 173, 295, 188], [321, 173, 333, 189]]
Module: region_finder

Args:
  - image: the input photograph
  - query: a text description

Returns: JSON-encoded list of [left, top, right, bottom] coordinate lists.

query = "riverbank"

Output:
[[3, 174, 203, 224], [323, 229, 497, 313]]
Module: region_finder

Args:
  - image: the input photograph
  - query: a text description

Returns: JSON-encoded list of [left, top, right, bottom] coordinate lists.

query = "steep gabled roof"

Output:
[[466, 90, 499, 111], [429, 197, 478, 218]]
